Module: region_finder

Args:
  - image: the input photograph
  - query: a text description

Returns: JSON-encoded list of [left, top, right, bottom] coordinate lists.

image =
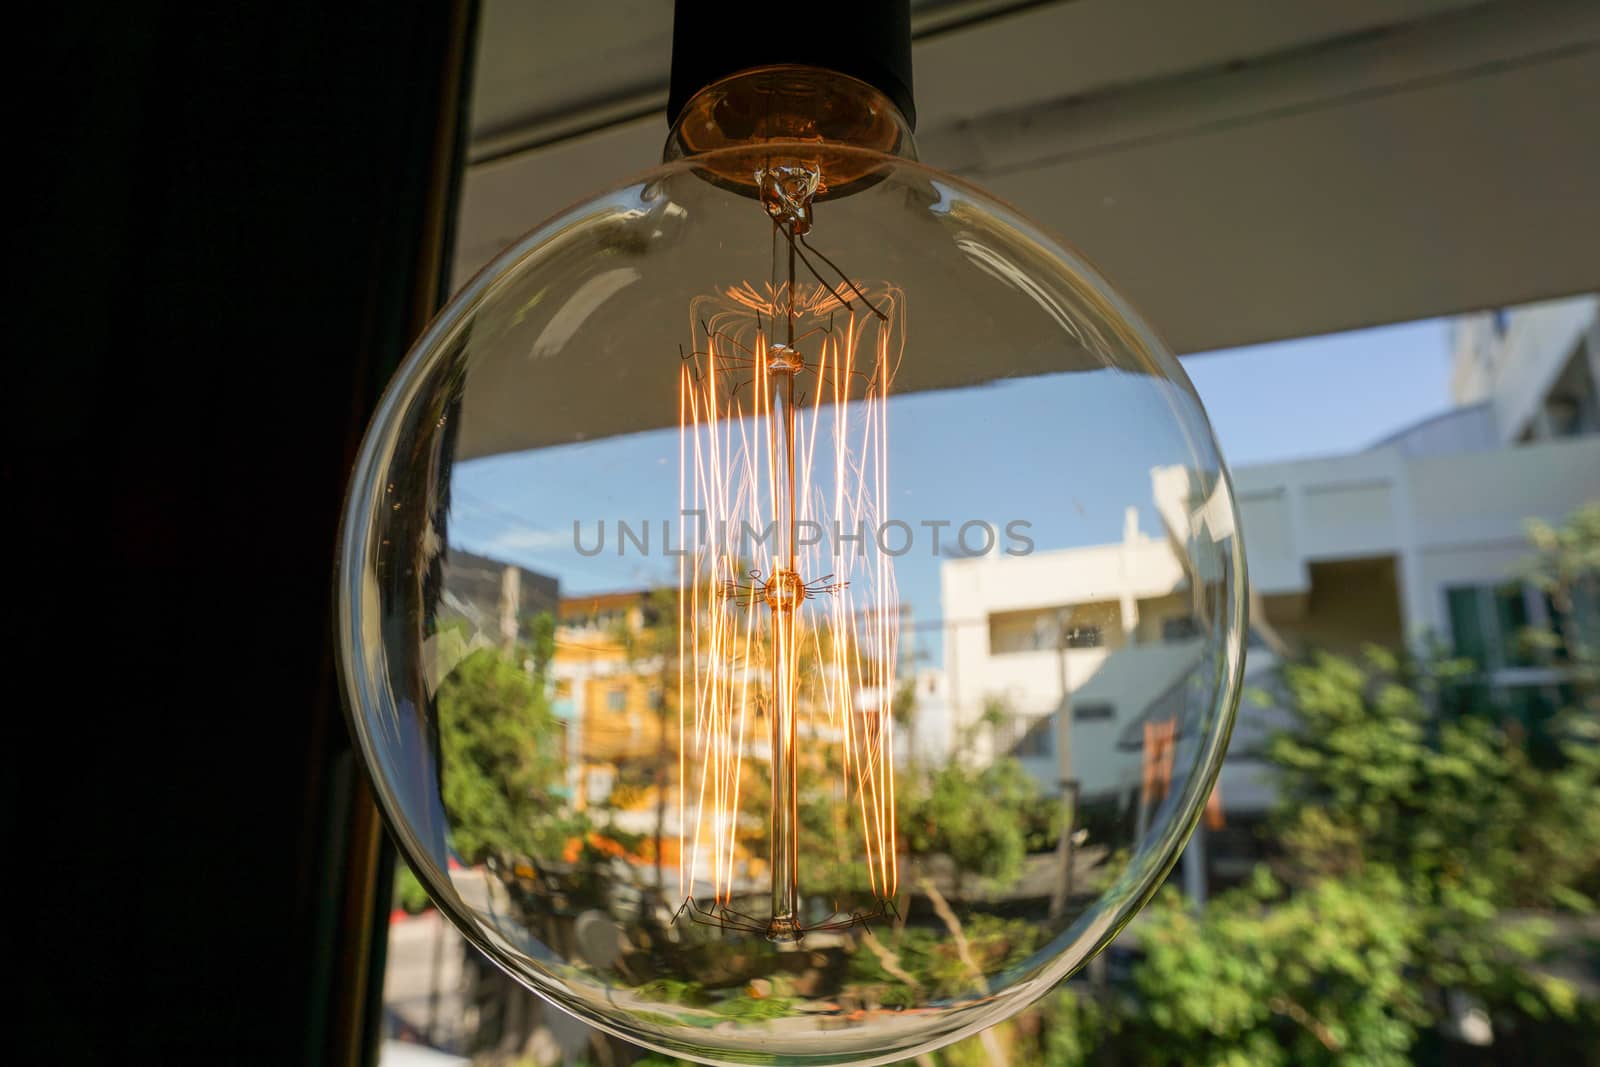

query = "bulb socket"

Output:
[[664, 65, 916, 199], [668, 0, 915, 132]]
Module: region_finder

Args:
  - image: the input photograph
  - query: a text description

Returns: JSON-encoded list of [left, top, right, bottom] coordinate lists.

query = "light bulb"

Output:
[[340, 63, 1244, 1067]]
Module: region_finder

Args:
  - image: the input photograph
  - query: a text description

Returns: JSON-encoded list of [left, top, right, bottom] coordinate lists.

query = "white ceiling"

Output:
[[456, 0, 1600, 356]]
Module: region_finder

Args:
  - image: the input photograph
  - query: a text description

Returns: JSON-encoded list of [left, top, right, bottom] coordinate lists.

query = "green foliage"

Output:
[[878, 983, 918, 1010], [868, 986, 1111, 1067], [894, 692, 1062, 894], [1269, 646, 1600, 1009], [849, 914, 1045, 1003], [898, 755, 1044, 892], [709, 994, 794, 1020], [1521, 502, 1600, 705], [392, 862, 431, 914], [1130, 868, 1424, 1066], [891, 678, 919, 729], [1036, 987, 1114, 1067], [635, 978, 707, 1007], [436, 615, 583, 869]]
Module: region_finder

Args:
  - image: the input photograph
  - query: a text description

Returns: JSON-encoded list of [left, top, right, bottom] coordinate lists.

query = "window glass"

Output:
[[1493, 582, 1534, 667], [1447, 585, 1490, 667], [1161, 616, 1200, 642], [988, 602, 1120, 654], [1012, 716, 1054, 757], [1066, 625, 1103, 649]]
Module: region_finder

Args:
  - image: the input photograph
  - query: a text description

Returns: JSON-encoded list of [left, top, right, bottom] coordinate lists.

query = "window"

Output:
[[1162, 616, 1201, 642], [1549, 580, 1598, 662], [1446, 586, 1489, 665], [988, 610, 1060, 653], [1065, 625, 1103, 649], [607, 687, 627, 712], [1445, 582, 1538, 670], [1013, 716, 1053, 757], [1074, 702, 1114, 722], [988, 602, 1120, 654]]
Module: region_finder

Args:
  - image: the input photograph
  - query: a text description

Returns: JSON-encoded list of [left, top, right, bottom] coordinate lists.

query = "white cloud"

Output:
[[483, 525, 569, 554]]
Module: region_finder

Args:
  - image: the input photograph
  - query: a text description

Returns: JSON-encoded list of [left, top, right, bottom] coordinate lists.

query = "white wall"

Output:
[[1452, 296, 1599, 444], [1233, 436, 1600, 629], [935, 430, 1600, 813], [1410, 436, 1599, 546]]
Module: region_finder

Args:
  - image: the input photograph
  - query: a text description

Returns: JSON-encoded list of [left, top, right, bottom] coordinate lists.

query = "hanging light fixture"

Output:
[[339, 3, 1245, 1064]]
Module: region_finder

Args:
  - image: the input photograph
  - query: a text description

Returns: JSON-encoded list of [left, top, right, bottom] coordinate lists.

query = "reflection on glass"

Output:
[[341, 138, 1244, 1066]]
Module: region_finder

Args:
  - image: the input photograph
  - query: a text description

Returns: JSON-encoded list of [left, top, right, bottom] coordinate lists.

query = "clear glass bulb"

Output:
[[340, 66, 1245, 1066]]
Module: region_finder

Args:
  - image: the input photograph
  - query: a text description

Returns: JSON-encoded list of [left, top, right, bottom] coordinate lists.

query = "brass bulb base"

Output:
[[664, 65, 917, 200], [764, 914, 805, 945]]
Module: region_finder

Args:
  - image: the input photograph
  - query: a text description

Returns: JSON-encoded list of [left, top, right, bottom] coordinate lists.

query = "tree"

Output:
[[1521, 502, 1600, 711], [1261, 645, 1599, 1037], [436, 613, 582, 870], [1270, 647, 1600, 911], [1130, 867, 1423, 1067], [897, 756, 1042, 895], [896, 697, 1055, 897]]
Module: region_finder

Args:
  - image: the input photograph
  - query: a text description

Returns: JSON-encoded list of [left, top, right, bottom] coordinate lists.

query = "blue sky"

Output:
[[452, 316, 1455, 663], [1183, 318, 1453, 466]]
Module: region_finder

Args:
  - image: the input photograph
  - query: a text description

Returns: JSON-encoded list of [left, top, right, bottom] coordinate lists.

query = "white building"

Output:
[[1452, 294, 1600, 444], [940, 297, 1600, 818], [941, 506, 1222, 802]]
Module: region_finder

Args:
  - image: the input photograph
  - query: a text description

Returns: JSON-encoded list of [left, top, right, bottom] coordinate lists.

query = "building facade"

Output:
[[550, 589, 677, 814], [1452, 294, 1600, 444], [440, 549, 561, 647], [941, 298, 1600, 821]]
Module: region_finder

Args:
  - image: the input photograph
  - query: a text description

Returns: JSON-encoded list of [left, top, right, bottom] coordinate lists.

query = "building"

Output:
[[550, 589, 677, 813], [941, 503, 1236, 809], [549, 586, 920, 896], [440, 549, 561, 647], [941, 299, 1600, 821], [900, 665, 955, 766], [1452, 294, 1600, 444], [424, 549, 561, 695]]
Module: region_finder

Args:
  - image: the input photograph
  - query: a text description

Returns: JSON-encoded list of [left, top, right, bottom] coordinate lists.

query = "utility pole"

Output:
[[498, 563, 521, 652], [1182, 817, 1208, 908], [1049, 607, 1077, 919]]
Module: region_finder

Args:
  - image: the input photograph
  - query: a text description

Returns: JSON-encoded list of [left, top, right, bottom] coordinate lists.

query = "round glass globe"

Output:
[[339, 135, 1245, 1066]]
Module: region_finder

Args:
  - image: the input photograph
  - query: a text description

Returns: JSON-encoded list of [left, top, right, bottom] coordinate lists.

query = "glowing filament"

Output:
[[677, 275, 902, 940]]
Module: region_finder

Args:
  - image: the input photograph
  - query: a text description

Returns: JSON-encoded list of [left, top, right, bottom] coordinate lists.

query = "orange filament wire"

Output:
[[679, 282, 903, 916]]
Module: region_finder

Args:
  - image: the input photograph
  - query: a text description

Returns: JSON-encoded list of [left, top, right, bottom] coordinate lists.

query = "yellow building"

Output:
[[553, 590, 681, 810]]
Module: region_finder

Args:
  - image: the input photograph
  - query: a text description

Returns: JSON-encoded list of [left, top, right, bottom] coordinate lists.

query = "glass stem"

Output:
[[767, 614, 801, 942], [767, 226, 803, 943]]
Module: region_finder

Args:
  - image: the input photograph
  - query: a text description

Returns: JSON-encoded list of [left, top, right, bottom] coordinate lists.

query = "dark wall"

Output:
[[15, 3, 474, 1062]]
